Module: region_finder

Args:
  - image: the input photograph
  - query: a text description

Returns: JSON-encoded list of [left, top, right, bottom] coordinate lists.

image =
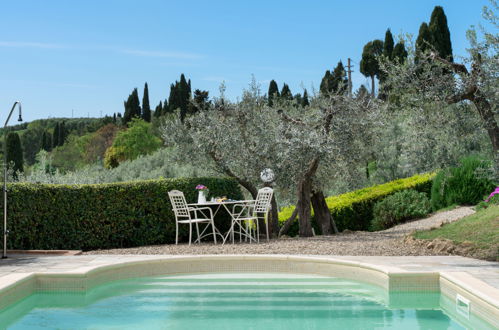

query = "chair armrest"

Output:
[[232, 203, 255, 216], [190, 206, 214, 219]]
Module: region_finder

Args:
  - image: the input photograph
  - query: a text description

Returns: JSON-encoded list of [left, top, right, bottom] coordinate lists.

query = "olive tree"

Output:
[[162, 80, 381, 237], [381, 2, 498, 171]]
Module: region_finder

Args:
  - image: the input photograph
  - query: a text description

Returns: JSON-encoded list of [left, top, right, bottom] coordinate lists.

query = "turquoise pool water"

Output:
[[0, 273, 486, 329]]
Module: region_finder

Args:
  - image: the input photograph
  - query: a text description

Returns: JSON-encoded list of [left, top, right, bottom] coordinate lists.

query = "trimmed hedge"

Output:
[[0, 177, 242, 251], [279, 173, 435, 235], [371, 189, 431, 231]]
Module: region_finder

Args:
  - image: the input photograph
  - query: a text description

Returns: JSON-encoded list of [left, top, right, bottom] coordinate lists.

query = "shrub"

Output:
[[371, 189, 431, 231], [0, 177, 242, 251], [279, 172, 434, 235], [431, 157, 496, 211], [475, 187, 499, 211], [104, 118, 162, 168]]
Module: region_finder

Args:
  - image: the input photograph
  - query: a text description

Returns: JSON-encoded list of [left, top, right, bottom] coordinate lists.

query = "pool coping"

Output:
[[0, 254, 498, 327]]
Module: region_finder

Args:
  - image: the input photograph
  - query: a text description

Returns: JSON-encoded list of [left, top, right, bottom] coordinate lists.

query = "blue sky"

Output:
[[0, 0, 492, 122]]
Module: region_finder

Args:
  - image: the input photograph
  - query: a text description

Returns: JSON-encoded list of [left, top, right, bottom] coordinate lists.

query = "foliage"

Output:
[[18, 147, 214, 184], [104, 118, 162, 168], [370, 101, 488, 183], [428, 6, 453, 61], [188, 89, 210, 115], [302, 89, 310, 107], [50, 134, 89, 171], [392, 42, 408, 63], [360, 39, 384, 94], [20, 125, 43, 165], [41, 130, 52, 152], [7, 117, 108, 166], [0, 117, 106, 136], [154, 100, 164, 118], [320, 61, 348, 94], [476, 194, 499, 211], [431, 156, 496, 210], [168, 74, 191, 121], [123, 88, 141, 125], [278, 172, 434, 235], [6, 132, 24, 175], [413, 205, 499, 261], [383, 29, 394, 59], [415, 22, 432, 61], [163, 78, 380, 236], [142, 82, 151, 122], [267, 80, 280, 106], [0, 177, 242, 251], [382, 3, 499, 172], [371, 189, 431, 231], [84, 123, 120, 163]]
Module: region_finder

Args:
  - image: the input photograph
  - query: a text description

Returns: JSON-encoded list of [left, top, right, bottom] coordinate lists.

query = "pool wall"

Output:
[[0, 255, 497, 327]]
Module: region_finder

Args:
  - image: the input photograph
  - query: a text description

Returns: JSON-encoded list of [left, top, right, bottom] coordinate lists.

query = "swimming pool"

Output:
[[0, 273, 494, 329]]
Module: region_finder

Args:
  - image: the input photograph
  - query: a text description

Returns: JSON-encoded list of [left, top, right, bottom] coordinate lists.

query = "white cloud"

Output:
[[120, 49, 203, 60], [202, 76, 228, 82], [0, 41, 204, 60], [0, 41, 66, 49]]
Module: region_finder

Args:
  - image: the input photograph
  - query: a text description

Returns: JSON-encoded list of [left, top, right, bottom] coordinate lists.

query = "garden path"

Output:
[[85, 207, 476, 258]]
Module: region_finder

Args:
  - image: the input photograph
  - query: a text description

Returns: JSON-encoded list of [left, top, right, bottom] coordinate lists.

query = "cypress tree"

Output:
[[331, 61, 348, 93], [280, 83, 293, 100], [415, 22, 432, 64], [52, 122, 60, 148], [132, 88, 141, 118], [189, 89, 209, 114], [42, 130, 52, 151], [392, 42, 408, 63], [355, 85, 370, 100], [360, 40, 384, 96], [383, 29, 394, 59], [168, 83, 178, 112], [302, 89, 310, 107], [58, 121, 66, 146], [163, 99, 169, 113], [41, 131, 48, 151], [320, 70, 332, 95], [113, 113, 117, 123], [268, 80, 280, 106], [123, 88, 141, 125], [142, 82, 151, 122], [429, 6, 453, 61], [154, 101, 163, 118], [293, 93, 302, 105], [178, 74, 191, 122], [6, 132, 23, 175]]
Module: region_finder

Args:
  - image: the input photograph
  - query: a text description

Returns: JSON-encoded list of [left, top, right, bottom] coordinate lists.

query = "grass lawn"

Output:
[[413, 205, 499, 260]]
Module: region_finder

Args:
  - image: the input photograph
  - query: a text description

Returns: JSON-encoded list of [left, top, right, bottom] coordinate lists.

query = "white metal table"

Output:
[[188, 200, 255, 244]]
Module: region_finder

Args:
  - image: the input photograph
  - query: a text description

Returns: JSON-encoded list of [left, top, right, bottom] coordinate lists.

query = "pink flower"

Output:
[[196, 184, 207, 190], [485, 187, 499, 202]]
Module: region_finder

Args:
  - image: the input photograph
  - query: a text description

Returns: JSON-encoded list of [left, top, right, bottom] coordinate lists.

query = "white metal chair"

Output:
[[168, 190, 217, 245], [227, 187, 273, 244]]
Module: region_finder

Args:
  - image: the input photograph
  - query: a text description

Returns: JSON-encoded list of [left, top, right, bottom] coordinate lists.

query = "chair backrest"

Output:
[[254, 187, 273, 213], [168, 190, 190, 219]]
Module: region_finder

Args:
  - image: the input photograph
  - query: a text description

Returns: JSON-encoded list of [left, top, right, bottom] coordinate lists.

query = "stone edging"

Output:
[[0, 255, 497, 327]]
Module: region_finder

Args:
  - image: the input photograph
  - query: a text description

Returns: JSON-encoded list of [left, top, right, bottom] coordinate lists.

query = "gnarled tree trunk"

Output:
[[311, 190, 338, 235], [296, 177, 313, 237]]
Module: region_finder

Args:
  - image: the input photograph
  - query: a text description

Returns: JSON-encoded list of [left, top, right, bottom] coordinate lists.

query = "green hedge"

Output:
[[0, 177, 242, 251], [279, 173, 435, 235]]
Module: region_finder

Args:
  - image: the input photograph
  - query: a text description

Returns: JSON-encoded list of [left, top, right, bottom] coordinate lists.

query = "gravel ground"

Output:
[[84, 206, 475, 256]]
